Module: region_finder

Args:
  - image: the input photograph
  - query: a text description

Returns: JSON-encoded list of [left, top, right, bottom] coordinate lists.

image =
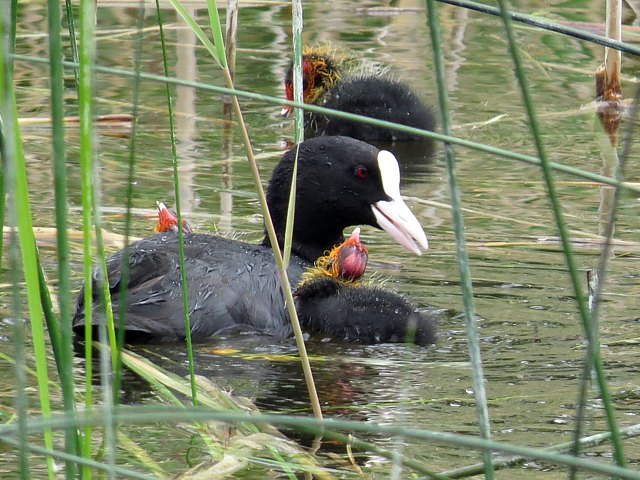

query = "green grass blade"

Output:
[[196, 3, 322, 419], [282, 0, 304, 268], [7, 248, 30, 479], [7, 409, 640, 480], [206, 0, 227, 68], [10, 0, 17, 51], [46, 1, 80, 475], [79, 0, 96, 475], [155, 0, 199, 406], [0, 109, 7, 272], [113, 0, 147, 401], [0, 0, 15, 293], [0, 27, 56, 480], [291, 0, 304, 143], [167, 0, 220, 65], [172, 0, 321, 417], [217, 42, 324, 423], [494, 0, 626, 469], [282, 145, 299, 268], [11, 53, 640, 194], [438, 0, 640, 56], [426, 1, 494, 477], [94, 210, 118, 367], [0, 435, 158, 480], [2, 8, 30, 477], [63, 0, 79, 88], [35, 249, 61, 364]]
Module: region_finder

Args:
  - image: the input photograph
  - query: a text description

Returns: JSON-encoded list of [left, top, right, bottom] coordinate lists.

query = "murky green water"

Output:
[[3, 0, 640, 477]]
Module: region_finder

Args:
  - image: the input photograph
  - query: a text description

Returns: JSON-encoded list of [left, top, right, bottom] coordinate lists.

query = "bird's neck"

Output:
[[262, 231, 345, 264]]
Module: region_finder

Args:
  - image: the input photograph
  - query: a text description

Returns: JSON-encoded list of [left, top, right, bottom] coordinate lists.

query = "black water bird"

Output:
[[72, 136, 431, 344], [282, 46, 436, 144]]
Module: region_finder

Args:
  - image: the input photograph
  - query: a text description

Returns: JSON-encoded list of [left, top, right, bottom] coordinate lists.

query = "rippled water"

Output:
[[3, 0, 640, 477]]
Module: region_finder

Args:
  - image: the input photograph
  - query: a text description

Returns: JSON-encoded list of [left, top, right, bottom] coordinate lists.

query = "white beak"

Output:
[[372, 150, 428, 255]]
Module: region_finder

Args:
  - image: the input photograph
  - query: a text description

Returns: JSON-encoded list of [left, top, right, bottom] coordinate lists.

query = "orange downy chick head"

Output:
[[154, 202, 193, 234], [282, 47, 341, 116]]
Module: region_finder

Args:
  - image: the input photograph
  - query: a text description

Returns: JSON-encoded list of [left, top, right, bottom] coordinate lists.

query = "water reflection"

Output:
[[175, 16, 201, 215], [4, 0, 640, 476]]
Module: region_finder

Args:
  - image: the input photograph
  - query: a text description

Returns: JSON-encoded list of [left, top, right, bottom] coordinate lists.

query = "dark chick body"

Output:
[[283, 47, 436, 144], [295, 277, 437, 345], [308, 77, 436, 143]]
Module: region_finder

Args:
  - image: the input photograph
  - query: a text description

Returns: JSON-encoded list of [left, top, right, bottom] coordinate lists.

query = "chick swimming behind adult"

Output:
[[283, 46, 436, 144]]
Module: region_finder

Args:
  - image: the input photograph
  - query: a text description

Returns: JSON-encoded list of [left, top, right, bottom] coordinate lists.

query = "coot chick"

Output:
[[295, 277, 436, 345], [154, 201, 193, 234], [72, 136, 429, 343], [300, 227, 369, 284], [282, 46, 436, 144], [294, 228, 436, 345]]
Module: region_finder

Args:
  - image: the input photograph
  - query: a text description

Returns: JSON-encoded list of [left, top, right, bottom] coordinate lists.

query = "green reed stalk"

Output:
[[0, 16, 56, 480], [494, 0, 626, 469], [0, 127, 4, 273], [291, 0, 304, 144], [47, 0, 80, 474], [35, 250, 62, 365], [12, 54, 640, 195], [571, 84, 640, 479], [0, 0, 18, 273], [10, 0, 17, 51], [7, 243, 29, 480], [97, 323, 117, 479], [76, 0, 120, 465], [444, 422, 640, 478], [282, 0, 304, 267], [2, 9, 29, 478], [3, 0, 13, 288], [437, 0, 640, 57], [113, 0, 146, 401], [78, 0, 97, 475], [63, 0, 79, 88], [283, 145, 299, 268], [10, 408, 640, 480], [155, 0, 198, 406], [94, 220, 118, 369], [0, 436, 157, 480], [203, 0, 323, 420], [426, 2, 494, 478]]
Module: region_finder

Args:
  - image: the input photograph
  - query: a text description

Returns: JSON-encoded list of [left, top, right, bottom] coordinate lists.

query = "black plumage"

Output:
[[72, 136, 432, 344]]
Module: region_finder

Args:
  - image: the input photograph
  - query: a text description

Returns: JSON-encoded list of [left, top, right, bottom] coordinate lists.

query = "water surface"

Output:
[[3, 0, 640, 477]]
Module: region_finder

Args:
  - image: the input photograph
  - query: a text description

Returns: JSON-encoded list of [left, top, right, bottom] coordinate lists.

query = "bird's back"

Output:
[[308, 77, 435, 142], [72, 233, 309, 342]]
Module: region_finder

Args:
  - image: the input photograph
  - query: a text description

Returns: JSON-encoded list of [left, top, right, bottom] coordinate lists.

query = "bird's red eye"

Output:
[[355, 165, 369, 179]]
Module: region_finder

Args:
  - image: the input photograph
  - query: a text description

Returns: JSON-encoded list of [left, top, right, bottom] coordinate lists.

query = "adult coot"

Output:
[[72, 136, 429, 343], [282, 46, 436, 144]]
